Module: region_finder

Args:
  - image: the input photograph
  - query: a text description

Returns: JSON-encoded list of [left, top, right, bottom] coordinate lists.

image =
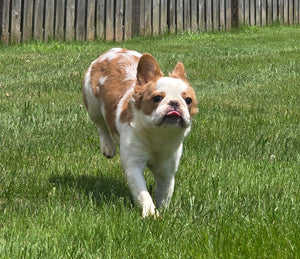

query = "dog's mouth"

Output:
[[161, 110, 185, 126]]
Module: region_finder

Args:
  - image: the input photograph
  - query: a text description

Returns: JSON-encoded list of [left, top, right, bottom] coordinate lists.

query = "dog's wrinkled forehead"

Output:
[[156, 77, 188, 96]]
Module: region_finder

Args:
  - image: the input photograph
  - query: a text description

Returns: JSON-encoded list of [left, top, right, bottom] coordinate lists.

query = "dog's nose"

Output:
[[169, 100, 180, 109]]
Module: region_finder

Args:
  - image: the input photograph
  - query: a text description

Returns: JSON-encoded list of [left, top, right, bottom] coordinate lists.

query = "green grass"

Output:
[[0, 25, 299, 258]]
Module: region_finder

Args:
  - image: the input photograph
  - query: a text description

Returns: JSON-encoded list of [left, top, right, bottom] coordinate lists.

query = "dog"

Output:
[[82, 48, 197, 217]]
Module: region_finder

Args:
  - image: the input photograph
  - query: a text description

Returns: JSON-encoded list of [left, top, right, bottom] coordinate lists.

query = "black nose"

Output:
[[169, 101, 179, 108]]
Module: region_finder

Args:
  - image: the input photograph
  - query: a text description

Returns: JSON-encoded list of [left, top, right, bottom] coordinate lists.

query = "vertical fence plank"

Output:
[[267, 0, 272, 24], [220, 0, 225, 30], [283, 0, 288, 23], [124, 0, 132, 39], [213, 0, 220, 30], [56, 0, 65, 40], [262, 0, 266, 25], [66, 0, 75, 41], [206, 0, 213, 31], [11, 0, 22, 43], [44, 0, 55, 40], [273, 0, 278, 22], [256, 0, 261, 26], [250, 0, 255, 25], [76, 0, 86, 40], [278, 0, 284, 23], [289, 0, 293, 24], [238, 0, 244, 26], [96, 0, 105, 39], [22, 0, 33, 41], [169, 0, 176, 33], [184, 0, 191, 30], [153, 0, 160, 35], [115, 0, 124, 41], [106, 0, 114, 40], [245, 0, 250, 25], [191, 0, 198, 31], [177, 0, 184, 32], [198, 0, 205, 31], [140, 0, 145, 34], [295, 0, 299, 24], [0, 0, 10, 43], [144, 0, 151, 35], [86, 0, 95, 41], [160, 0, 168, 33], [34, 0, 45, 41], [226, 0, 231, 30]]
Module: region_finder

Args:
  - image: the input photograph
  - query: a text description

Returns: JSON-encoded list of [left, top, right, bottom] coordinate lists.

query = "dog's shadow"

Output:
[[49, 172, 133, 205]]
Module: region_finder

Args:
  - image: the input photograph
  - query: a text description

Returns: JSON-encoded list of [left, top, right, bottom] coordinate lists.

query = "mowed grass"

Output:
[[0, 25, 299, 258]]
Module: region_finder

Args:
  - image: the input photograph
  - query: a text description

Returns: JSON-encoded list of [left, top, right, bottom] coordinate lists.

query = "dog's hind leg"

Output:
[[96, 122, 116, 159]]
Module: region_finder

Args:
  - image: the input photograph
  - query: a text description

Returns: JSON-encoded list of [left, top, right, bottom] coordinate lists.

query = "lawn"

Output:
[[0, 25, 299, 258]]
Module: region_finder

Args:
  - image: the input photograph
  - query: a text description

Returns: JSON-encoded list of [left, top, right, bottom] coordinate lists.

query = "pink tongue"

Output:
[[167, 111, 181, 116]]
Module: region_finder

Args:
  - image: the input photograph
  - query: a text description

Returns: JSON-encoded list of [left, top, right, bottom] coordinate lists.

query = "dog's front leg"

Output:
[[121, 154, 158, 218]]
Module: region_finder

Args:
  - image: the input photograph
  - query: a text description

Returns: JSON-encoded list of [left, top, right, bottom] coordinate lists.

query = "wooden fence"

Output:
[[0, 0, 299, 43]]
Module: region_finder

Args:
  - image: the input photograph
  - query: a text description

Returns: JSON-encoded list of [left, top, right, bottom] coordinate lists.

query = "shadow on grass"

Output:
[[49, 173, 133, 205]]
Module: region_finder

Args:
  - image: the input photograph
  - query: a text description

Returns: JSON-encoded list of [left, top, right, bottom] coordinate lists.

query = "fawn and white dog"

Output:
[[82, 48, 197, 217]]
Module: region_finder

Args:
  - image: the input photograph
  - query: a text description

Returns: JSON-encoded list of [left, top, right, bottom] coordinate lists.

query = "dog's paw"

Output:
[[142, 204, 160, 219], [100, 137, 116, 159]]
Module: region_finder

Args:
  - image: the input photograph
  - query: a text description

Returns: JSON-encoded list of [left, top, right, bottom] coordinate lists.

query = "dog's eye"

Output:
[[185, 97, 192, 105], [153, 95, 163, 103]]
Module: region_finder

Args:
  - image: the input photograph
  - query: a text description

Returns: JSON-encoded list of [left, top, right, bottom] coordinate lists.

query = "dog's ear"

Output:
[[170, 62, 186, 79], [137, 54, 163, 85]]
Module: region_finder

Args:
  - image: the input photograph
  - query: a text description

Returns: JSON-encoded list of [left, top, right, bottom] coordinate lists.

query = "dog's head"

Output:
[[133, 54, 197, 128]]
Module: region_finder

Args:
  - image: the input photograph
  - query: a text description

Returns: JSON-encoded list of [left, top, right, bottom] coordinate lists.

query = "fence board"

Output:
[[96, 0, 105, 39], [273, 0, 278, 22], [220, 0, 225, 30], [124, 0, 132, 40], [213, 0, 220, 30], [160, 0, 168, 33], [144, 0, 151, 35], [177, 0, 184, 32], [76, 0, 86, 40], [199, 0, 205, 31], [262, 0, 267, 26], [65, 0, 75, 41], [55, 0, 65, 40], [184, 0, 191, 30], [169, 0, 176, 33], [206, 0, 213, 31], [0, 0, 10, 43], [226, 0, 231, 30], [238, 0, 244, 25], [86, 0, 96, 41], [153, 0, 160, 35], [191, 0, 198, 31], [33, 0, 44, 41], [256, 0, 261, 26], [44, 0, 55, 40], [106, 0, 114, 40], [22, 0, 33, 41], [140, 0, 145, 34], [11, 0, 22, 43], [289, 0, 293, 24], [115, 0, 124, 41], [245, 0, 250, 25]]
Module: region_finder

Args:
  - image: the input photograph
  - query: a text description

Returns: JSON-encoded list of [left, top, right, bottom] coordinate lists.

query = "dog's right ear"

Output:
[[137, 54, 163, 85]]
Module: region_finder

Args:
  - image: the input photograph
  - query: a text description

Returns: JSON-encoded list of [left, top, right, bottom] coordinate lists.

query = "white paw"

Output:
[[142, 203, 159, 218], [100, 137, 116, 159]]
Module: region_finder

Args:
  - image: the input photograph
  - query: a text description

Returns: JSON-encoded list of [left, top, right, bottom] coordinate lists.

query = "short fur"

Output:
[[83, 48, 197, 217]]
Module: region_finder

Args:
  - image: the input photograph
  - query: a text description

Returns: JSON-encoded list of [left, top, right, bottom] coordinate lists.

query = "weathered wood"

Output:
[[237, 0, 244, 26], [0, 0, 10, 43], [198, 0, 205, 31], [115, 0, 124, 41], [226, 0, 231, 30], [144, 0, 151, 35], [289, 0, 293, 24], [273, 0, 278, 22], [44, 0, 55, 40], [11, 0, 21, 43], [22, 0, 33, 41], [86, 0, 95, 41], [278, 0, 284, 23], [106, 0, 114, 40], [140, 0, 145, 34], [34, 0, 44, 41], [184, 0, 191, 30], [76, 0, 86, 41], [256, 0, 261, 26], [283, 0, 288, 24], [191, 0, 198, 31], [96, 0, 105, 39], [160, 0, 168, 33], [169, 0, 176, 33], [250, 0, 255, 25], [295, 0, 299, 24], [213, 0, 220, 30], [261, 0, 267, 26], [65, 0, 75, 41], [55, 0, 65, 40], [153, 0, 160, 35], [206, 0, 213, 31], [124, 0, 133, 40], [267, 0, 272, 24], [177, 0, 184, 32], [245, 0, 250, 25]]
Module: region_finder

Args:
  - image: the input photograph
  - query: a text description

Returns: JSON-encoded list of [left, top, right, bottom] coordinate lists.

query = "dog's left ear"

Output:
[[137, 54, 163, 85], [170, 62, 186, 79]]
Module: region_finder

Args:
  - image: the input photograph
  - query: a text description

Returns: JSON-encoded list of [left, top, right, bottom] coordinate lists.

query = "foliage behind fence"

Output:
[[0, 0, 299, 43]]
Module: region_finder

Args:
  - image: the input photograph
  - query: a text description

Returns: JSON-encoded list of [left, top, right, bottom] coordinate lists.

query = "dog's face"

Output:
[[134, 54, 198, 128]]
